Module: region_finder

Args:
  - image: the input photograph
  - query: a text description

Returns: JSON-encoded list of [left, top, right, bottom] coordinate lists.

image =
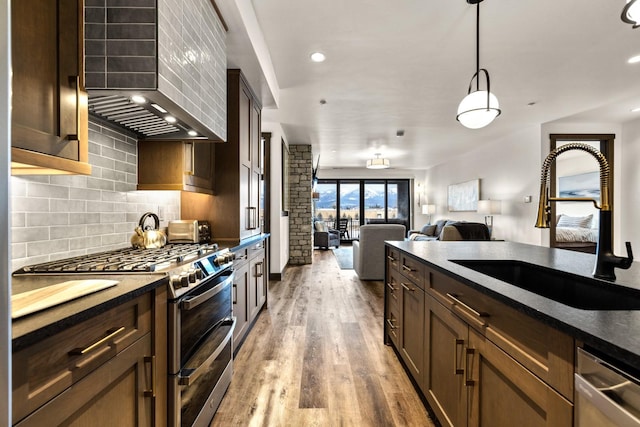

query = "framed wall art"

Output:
[[447, 179, 479, 212]]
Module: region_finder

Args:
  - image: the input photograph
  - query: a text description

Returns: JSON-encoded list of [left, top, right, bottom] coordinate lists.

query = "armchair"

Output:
[[314, 221, 340, 249], [353, 224, 406, 280]]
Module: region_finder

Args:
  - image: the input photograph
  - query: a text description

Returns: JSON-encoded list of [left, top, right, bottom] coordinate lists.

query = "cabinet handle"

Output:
[[185, 142, 195, 175], [400, 282, 415, 292], [386, 282, 398, 291], [386, 318, 397, 330], [446, 293, 489, 319], [68, 326, 126, 356], [401, 264, 414, 272], [144, 355, 156, 397], [255, 261, 263, 277], [465, 348, 476, 386], [233, 283, 237, 304], [454, 339, 464, 375], [387, 255, 396, 262], [67, 75, 80, 141]]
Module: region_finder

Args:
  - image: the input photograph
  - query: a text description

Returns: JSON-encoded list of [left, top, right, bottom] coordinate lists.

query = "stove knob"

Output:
[[170, 274, 183, 288], [213, 256, 224, 267], [188, 269, 198, 283], [195, 268, 204, 280], [179, 272, 190, 287]]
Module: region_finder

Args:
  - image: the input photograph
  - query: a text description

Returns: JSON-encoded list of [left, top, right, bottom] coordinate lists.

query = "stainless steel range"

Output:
[[14, 243, 236, 427]]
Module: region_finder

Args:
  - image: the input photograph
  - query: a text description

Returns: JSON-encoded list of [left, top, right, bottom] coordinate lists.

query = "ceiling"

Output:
[[218, 0, 640, 172]]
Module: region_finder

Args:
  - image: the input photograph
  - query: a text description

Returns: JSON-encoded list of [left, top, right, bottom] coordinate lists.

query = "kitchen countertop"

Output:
[[387, 241, 640, 370], [12, 273, 167, 352]]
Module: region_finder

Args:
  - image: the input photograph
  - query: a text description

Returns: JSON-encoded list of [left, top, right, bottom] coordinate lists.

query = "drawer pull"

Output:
[[465, 348, 476, 386], [387, 255, 396, 262], [446, 293, 489, 319], [69, 326, 125, 356], [144, 355, 156, 397], [401, 282, 415, 292], [401, 264, 415, 272], [386, 318, 397, 330], [454, 339, 464, 375], [386, 282, 398, 291]]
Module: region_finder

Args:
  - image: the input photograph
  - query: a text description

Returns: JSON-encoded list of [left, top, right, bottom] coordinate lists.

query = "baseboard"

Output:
[[269, 262, 288, 281]]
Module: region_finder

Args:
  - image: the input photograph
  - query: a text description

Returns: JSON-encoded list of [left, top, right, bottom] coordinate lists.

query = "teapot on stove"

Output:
[[131, 212, 167, 249]]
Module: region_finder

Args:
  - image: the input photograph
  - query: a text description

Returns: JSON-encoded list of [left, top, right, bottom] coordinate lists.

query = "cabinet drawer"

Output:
[[13, 293, 152, 423], [399, 253, 426, 290], [386, 305, 401, 349], [386, 247, 401, 271], [386, 270, 402, 311], [427, 268, 574, 401], [248, 240, 265, 256], [233, 248, 249, 266]]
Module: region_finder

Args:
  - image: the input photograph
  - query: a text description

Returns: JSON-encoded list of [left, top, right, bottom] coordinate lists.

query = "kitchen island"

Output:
[[385, 240, 640, 427]]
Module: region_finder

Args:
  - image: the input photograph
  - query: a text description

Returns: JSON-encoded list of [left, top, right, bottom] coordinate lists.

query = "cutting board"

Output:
[[12, 279, 119, 319]]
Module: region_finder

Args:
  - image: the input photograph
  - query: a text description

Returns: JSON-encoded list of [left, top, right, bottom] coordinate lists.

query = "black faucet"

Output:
[[535, 142, 633, 281]]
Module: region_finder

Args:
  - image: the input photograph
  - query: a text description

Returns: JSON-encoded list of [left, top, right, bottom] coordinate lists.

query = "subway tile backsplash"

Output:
[[10, 119, 180, 272]]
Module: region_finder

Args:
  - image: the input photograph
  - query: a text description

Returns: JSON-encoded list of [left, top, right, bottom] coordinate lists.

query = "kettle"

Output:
[[131, 212, 167, 249]]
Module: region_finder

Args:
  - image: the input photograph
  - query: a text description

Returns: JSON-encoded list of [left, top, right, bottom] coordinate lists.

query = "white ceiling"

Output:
[[219, 0, 640, 172]]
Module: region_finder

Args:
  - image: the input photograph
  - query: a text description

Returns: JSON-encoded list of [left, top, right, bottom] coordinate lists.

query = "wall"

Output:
[[621, 118, 640, 252], [423, 126, 543, 244], [10, 119, 180, 272], [263, 122, 289, 276], [288, 144, 312, 265]]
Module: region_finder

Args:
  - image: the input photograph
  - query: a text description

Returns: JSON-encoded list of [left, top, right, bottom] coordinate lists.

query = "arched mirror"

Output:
[[549, 134, 614, 253]]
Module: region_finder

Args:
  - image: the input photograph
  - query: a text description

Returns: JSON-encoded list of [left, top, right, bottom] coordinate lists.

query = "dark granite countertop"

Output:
[[12, 273, 167, 352], [387, 241, 640, 369]]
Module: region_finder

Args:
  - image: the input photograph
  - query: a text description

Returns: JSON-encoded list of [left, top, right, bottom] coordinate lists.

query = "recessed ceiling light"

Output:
[[151, 103, 168, 113], [131, 95, 146, 104], [165, 115, 177, 123], [629, 55, 640, 64], [188, 130, 198, 136], [632, 106, 640, 112], [310, 52, 326, 62]]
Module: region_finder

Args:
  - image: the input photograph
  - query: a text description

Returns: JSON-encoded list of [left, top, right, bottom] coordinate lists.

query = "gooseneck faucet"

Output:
[[535, 142, 633, 281]]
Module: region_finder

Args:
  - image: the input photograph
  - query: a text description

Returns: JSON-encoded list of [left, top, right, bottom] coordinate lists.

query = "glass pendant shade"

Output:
[[622, 0, 640, 28], [366, 157, 390, 169], [457, 90, 500, 129]]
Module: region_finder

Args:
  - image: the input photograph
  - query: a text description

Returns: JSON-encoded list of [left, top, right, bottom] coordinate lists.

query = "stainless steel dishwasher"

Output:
[[575, 348, 640, 426]]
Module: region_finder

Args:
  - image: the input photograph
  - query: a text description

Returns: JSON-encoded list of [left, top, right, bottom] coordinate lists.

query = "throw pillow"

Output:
[[420, 224, 437, 236], [557, 214, 593, 228], [314, 221, 328, 232]]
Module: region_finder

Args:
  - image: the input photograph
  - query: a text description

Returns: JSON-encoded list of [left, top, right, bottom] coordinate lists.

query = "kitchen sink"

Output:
[[450, 259, 640, 310]]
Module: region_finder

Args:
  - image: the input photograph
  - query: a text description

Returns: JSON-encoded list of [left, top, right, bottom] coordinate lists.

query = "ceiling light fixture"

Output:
[[366, 153, 390, 169], [310, 52, 326, 62], [456, 0, 501, 129], [165, 115, 177, 123], [187, 130, 198, 136], [622, 0, 640, 28], [131, 95, 147, 104], [628, 55, 640, 64]]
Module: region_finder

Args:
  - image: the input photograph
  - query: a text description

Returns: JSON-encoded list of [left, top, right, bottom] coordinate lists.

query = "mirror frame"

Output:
[[549, 134, 615, 250]]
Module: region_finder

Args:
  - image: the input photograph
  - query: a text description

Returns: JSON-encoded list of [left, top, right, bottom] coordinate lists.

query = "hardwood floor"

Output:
[[212, 249, 434, 427]]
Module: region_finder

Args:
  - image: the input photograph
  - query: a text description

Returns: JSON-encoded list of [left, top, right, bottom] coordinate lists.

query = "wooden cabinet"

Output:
[[13, 288, 167, 426], [137, 140, 215, 194], [384, 247, 575, 427], [11, 0, 91, 175], [213, 70, 262, 245], [232, 251, 250, 349], [249, 242, 266, 320]]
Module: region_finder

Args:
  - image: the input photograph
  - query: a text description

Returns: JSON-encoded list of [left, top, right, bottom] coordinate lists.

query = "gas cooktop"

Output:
[[13, 243, 220, 274]]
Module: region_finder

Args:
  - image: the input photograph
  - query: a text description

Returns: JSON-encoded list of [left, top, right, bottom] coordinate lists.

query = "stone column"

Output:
[[288, 145, 312, 265]]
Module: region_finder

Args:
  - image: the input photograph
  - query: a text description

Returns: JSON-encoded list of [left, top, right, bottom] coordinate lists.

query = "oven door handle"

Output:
[[180, 272, 234, 311], [178, 318, 236, 386]]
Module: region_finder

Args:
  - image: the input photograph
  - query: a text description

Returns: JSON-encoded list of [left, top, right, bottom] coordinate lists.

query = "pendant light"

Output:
[[366, 153, 390, 169], [622, 0, 640, 28], [456, 0, 501, 129]]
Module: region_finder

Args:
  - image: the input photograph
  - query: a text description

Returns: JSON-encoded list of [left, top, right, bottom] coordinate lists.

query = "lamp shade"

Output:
[[422, 204, 436, 215], [457, 90, 501, 129], [477, 199, 501, 214], [622, 0, 640, 28], [366, 156, 390, 169]]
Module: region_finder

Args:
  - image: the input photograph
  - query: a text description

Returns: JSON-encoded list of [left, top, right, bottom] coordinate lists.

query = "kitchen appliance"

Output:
[[13, 242, 235, 427], [168, 220, 211, 244], [575, 348, 640, 426], [131, 212, 167, 249]]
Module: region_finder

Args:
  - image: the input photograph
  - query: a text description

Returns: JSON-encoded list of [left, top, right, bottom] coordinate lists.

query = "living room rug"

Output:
[[332, 246, 353, 270]]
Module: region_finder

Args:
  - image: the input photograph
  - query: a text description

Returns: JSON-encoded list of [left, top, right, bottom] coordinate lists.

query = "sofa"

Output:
[[408, 219, 490, 241], [353, 224, 406, 280], [314, 221, 340, 249]]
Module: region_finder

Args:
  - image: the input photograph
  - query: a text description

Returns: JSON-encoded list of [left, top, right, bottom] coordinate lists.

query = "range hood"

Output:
[[85, 0, 227, 142]]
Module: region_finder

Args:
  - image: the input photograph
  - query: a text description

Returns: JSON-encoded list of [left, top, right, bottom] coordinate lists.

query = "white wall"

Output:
[[263, 122, 289, 276], [621, 118, 640, 252], [422, 126, 542, 244]]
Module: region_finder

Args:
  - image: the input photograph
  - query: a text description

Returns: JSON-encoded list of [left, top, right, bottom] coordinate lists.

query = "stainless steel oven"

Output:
[[168, 252, 235, 427], [575, 348, 640, 427]]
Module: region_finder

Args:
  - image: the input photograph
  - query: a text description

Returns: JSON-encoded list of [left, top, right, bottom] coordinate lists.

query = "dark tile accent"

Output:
[[108, 0, 155, 6], [85, 72, 107, 89], [107, 23, 156, 40], [106, 40, 155, 56], [85, 40, 106, 56], [106, 73, 157, 89], [85, 23, 106, 39], [107, 56, 156, 73], [85, 7, 106, 23], [86, 57, 106, 73], [106, 8, 156, 24]]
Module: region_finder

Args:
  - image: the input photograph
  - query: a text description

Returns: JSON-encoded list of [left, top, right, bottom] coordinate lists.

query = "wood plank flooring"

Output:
[[211, 249, 435, 427]]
